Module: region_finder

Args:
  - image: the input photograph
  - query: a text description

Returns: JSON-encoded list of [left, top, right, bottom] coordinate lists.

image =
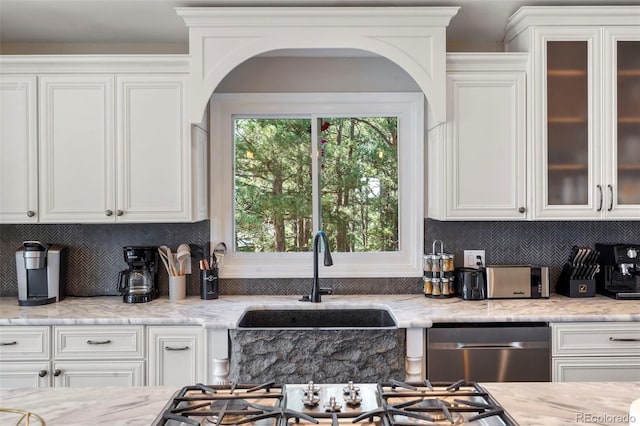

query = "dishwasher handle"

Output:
[[457, 342, 523, 349]]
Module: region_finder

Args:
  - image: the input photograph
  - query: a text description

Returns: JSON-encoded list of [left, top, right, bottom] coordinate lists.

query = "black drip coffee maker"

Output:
[[118, 246, 159, 303], [596, 243, 640, 300]]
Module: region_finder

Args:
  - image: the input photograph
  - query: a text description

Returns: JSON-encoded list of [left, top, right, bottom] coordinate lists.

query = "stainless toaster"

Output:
[[486, 265, 550, 299]]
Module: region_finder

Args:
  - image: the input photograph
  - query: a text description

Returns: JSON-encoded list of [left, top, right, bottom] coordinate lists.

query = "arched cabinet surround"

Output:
[[176, 6, 459, 125]]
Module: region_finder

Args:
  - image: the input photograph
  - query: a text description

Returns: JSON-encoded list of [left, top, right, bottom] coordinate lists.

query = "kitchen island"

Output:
[[0, 382, 638, 425]]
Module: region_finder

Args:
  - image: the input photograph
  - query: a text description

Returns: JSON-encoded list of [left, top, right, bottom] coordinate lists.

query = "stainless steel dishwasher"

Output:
[[426, 322, 551, 382]]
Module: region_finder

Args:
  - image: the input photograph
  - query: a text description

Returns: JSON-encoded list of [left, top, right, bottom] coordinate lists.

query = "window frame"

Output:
[[210, 92, 424, 278]]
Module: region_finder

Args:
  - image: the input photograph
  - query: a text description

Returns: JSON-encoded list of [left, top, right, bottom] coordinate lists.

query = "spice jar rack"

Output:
[[423, 240, 456, 298]]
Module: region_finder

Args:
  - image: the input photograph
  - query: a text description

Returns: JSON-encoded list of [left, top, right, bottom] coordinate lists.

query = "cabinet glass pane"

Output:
[[547, 41, 589, 206], [617, 41, 640, 206]]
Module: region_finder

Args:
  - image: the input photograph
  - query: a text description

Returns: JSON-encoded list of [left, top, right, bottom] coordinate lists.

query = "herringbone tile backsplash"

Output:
[[1, 220, 638, 297], [425, 219, 640, 289]]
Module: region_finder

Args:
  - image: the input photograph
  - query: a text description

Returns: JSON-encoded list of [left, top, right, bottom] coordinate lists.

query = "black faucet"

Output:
[[303, 230, 333, 303]]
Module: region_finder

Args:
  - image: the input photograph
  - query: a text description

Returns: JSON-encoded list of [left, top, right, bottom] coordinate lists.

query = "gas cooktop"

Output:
[[153, 380, 518, 426]]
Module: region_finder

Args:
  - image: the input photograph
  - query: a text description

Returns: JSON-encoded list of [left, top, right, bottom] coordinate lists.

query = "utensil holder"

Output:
[[200, 268, 219, 300], [169, 275, 186, 300]]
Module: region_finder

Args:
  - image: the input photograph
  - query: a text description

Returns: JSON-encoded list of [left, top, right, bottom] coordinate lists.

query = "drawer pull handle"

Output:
[[165, 346, 190, 351], [0, 341, 17, 346], [609, 337, 640, 342], [87, 339, 112, 345]]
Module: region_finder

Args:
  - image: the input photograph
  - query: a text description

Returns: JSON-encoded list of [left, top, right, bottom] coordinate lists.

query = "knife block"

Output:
[[557, 263, 596, 297]]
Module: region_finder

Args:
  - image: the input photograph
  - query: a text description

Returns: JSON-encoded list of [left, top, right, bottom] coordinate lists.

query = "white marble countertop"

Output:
[[1, 382, 638, 425], [1, 294, 639, 328]]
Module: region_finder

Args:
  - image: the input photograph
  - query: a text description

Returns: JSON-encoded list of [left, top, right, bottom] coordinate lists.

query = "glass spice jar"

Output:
[[441, 254, 451, 272], [432, 278, 441, 296], [432, 255, 442, 273], [423, 255, 432, 273], [441, 277, 450, 295], [423, 277, 433, 295]]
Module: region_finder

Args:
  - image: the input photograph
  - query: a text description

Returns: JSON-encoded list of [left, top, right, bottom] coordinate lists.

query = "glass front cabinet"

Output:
[[506, 7, 640, 219]]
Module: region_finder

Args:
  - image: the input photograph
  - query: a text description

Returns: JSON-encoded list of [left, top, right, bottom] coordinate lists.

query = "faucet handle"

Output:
[[299, 295, 311, 302], [319, 287, 333, 295]]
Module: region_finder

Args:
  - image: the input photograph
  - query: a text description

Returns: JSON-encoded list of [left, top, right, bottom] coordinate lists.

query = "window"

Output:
[[211, 93, 424, 278]]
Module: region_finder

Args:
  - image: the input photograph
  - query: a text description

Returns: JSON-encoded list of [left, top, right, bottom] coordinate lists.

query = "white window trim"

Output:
[[210, 92, 424, 278]]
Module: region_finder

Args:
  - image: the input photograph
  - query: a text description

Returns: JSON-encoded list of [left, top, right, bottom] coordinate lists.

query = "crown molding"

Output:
[[0, 55, 190, 74]]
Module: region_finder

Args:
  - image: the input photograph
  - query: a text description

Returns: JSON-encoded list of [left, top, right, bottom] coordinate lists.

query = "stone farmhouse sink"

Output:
[[237, 308, 397, 329]]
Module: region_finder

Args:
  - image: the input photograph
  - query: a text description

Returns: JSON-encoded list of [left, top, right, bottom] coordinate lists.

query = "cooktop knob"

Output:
[[627, 248, 638, 259]]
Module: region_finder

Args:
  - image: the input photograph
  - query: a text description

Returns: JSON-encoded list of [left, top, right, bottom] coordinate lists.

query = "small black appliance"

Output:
[[595, 243, 640, 300], [455, 267, 486, 300], [118, 246, 159, 303]]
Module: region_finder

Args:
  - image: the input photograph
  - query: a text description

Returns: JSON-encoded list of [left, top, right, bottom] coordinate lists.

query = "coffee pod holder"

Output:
[[556, 245, 598, 298], [423, 239, 456, 298]]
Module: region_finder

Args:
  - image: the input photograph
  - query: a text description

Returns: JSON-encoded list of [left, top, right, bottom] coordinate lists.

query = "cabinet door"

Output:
[[0, 362, 51, 388], [0, 75, 38, 223], [533, 28, 603, 219], [147, 326, 205, 386], [553, 357, 640, 382], [38, 75, 115, 223], [604, 28, 640, 219], [445, 71, 526, 219], [52, 360, 144, 387], [116, 76, 190, 222]]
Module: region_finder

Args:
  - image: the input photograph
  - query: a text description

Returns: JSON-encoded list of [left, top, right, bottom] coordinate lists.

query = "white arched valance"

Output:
[[176, 6, 459, 124]]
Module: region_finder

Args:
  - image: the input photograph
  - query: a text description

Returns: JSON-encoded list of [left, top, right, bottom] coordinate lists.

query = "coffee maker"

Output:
[[16, 241, 67, 306], [596, 243, 640, 300], [118, 246, 158, 303]]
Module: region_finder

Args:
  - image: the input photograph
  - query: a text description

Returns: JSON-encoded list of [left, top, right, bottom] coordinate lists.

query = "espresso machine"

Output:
[[118, 246, 159, 303], [16, 241, 67, 306], [596, 243, 640, 300]]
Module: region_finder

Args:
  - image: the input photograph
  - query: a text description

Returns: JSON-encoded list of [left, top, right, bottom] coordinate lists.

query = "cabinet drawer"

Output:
[[552, 357, 640, 382], [552, 322, 640, 356], [0, 326, 50, 361], [54, 326, 144, 359]]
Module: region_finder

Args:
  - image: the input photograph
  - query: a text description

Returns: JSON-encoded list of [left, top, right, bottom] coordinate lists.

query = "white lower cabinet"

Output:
[[147, 326, 206, 386], [0, 326, 51, 388], [0, 325, 145, 388], [52, 360, 144, 387], [551, 322, 640, 382], [53, 325, 145, 387]]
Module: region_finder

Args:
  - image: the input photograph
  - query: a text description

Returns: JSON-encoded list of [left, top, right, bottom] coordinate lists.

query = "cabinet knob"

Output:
[[105, 210, 113, 216], [518, 207, 526, 214], [27, 210, 35, 217], [53, 369, 61, 377], [116, 210, 123, 217], [38, 369, 48, 378]]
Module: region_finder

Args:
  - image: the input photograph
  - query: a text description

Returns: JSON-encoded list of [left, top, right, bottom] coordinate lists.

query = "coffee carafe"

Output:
[[118, 246, 158, 303], [16, 241, 67, 306]]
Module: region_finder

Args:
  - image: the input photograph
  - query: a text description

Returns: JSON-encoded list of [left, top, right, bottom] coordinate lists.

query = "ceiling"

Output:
[[1, 0, 639, 52]]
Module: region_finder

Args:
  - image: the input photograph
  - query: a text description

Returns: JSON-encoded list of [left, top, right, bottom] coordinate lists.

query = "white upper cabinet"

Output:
[[0, 76, 38, 223], [506, 6, 640, 220], [0, 55, 206, 223], [116, 76, 191, 222], [39, 75, 116, 222], [428, 53, 527, 220]]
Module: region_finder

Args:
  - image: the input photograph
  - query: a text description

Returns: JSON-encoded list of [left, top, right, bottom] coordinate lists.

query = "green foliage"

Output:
[[234, 116, 398, 253]]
